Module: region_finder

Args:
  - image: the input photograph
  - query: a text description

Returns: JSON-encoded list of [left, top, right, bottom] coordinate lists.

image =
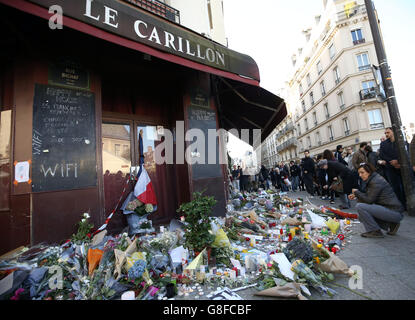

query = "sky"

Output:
[[223, 0, 415, 152]]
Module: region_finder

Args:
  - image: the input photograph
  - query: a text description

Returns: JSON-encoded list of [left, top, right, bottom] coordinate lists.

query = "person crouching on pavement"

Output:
[[348, 163, 404, 238]]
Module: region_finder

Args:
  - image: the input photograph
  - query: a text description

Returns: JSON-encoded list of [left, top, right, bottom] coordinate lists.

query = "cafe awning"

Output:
[[214, 77, 287, 145]]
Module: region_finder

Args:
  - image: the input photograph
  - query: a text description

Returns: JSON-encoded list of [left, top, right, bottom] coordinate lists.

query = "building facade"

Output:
[[283, 0, 391, 160], [163, 0, 227, 46], [0, 0, 285, 254]]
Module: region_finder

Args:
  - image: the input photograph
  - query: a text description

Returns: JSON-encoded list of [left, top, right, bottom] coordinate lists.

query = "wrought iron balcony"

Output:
[[359, 65, 371, 72], [277, 138, 298, 152], [337, 4, 367, 22], [123, 0, 180, 24], [360, 88, 377, 100], [353, 38, 366, 45]]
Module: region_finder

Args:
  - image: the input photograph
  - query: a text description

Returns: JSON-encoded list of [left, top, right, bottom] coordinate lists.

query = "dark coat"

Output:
[[301, 157, 315, 175], [290, 164, 301, 177], [379, 138, 399, 170], [327, 160, 356, 194], [334, 151, 348, 166], [354, 172, 405, 213]]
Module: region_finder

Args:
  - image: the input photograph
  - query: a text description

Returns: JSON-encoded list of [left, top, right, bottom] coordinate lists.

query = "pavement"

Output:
[[236, 190, 415, 300]]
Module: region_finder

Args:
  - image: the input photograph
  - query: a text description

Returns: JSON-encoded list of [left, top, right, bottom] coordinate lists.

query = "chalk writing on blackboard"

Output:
[[32, 84, 96, 192]]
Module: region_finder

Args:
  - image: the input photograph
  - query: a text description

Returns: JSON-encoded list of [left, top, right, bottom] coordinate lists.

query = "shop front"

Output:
[[0, 0, 286, 255]]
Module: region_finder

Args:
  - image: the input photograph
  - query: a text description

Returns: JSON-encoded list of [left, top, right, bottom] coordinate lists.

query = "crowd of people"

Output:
[[229, 128, 415, 238]]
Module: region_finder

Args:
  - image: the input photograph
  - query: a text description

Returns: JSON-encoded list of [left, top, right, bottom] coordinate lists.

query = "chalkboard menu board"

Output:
[[32, 84, 97, 192], [188, 105, 222, 180]]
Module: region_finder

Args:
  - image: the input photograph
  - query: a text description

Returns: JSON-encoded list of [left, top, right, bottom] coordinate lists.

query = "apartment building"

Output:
[[283, 0, 391, 159], [162, 0, 227, 46]]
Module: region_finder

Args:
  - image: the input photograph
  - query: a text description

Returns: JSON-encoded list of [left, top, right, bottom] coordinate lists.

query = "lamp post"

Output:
[[364, 0, 415, 216]]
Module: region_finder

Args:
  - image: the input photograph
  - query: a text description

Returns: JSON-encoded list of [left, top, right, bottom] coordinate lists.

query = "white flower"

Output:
[[83, 213, 90, 219], [81, 219, 86, 223], [122, 232, 128, 237]]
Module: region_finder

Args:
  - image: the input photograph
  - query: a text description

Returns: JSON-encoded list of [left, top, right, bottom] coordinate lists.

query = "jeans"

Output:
[[356, 203, 404, 232], [339, 193, 351, 208], [232, 179, 240, 191], [291, 176, 300, 191]]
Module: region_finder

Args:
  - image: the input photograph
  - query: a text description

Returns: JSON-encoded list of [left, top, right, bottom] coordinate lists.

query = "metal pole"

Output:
[[364, 0, 415, 216]]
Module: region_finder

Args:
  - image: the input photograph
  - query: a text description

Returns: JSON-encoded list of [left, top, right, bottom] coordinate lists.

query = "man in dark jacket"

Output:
[[379, 128, 406, 209], [334, 145, 348, 166], [349, 163, 404, 238], [290, 161, 301, 192], [301, 150, 315, 196]]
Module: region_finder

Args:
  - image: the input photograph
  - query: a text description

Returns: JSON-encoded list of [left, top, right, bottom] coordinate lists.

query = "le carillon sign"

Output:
[[27, 0, 260, 81]]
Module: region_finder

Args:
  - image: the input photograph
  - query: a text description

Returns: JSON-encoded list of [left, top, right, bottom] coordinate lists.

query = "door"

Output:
[[102, 121, 177, 233], [102, 121, 134, 234]]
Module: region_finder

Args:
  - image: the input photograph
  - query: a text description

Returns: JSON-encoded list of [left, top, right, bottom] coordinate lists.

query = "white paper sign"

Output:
[[15, 161, 30, 183], [270, 253, 295, 281]]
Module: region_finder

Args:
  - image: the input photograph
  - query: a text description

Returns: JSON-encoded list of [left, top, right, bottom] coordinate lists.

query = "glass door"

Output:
[[102, 122, 133, 231]]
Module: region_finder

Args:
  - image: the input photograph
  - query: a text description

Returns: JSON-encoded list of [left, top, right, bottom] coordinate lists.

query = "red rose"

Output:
[[87, 233, 91, 238]]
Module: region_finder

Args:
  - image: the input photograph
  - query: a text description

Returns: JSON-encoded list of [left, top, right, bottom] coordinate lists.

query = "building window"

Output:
[[313, 112, 318, 126], [316, 132, 321, 145], [329, 43, 336, 60], [306, 74, 311, 87], [297, 124, 302, 136], [115, 144, 121, 157], [357, 53, 370, 71], [328, 125, 334, 141], [334, 67, 341, 85], [338, 92, 345, 110], [310, 92, 315, 106], [343, 118, 351, 136], [305, 118, 309, 131], [368, 109, 384, 129], [299, 84, 304, 97], [351, 28, 365, 45], [320, 81, 326, 96], [324, 103, 330, 119], [317, 61, 323, 75], [307, 136, 312, 148], [302, 100, 306, 113]]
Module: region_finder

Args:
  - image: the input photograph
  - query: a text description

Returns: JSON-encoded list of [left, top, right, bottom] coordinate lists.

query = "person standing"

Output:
[[301, 150, 315, 197], [270, 168, 277, 189], [231, 165, 240, 191], [260, 165, 269, 190], [349, 163, 404, 238], [365, 145, 380, 175], [379, 128, 407, 209], [344, 146, 354, 170], [352, 142, 368, 191], [334, 145, 348, 166], [290, 161, 300, 192]]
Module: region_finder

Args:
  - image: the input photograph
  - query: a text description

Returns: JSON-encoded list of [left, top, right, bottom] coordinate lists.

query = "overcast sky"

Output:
[[223, 0, 415, 129]]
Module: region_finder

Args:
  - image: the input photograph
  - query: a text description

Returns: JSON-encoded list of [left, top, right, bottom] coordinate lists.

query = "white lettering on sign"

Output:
[[41, 163, 79, 178], [82, 0, 226, 67]]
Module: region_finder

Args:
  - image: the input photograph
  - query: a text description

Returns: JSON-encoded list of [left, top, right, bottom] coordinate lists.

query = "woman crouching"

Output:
[[348, 163, 404, 238]]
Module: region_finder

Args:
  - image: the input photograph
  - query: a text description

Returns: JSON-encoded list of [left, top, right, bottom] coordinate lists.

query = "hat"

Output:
[[318, 159, 328, 168]]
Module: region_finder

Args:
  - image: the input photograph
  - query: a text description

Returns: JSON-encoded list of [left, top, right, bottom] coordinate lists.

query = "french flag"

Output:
[[133, 165, 157, 205]]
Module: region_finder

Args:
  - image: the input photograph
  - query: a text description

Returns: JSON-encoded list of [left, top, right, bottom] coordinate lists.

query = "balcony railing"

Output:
[[370, 123, 385, 130], [360, 88, 377, 100], [337, 4, 367, 22], [345, 130, 350, 136], [275, 122, 295, 139], [277, 138, 298, 152], [353, 38, 366, 45], [123, 0, 180, 24], [359, 65, 371, 72]]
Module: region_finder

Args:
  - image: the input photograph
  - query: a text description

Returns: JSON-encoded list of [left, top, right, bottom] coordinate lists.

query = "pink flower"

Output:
[[10, 288, 25, 300]]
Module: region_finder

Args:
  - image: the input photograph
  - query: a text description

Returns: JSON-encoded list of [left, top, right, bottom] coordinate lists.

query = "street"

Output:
[[236, 191, 415, 300]]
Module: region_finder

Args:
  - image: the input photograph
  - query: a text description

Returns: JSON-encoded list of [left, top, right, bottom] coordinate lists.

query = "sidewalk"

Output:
[[238, 191, 415, 300]]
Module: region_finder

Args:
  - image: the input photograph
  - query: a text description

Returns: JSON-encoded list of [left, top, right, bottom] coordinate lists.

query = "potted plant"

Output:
[[177, 192, 217, 254]]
